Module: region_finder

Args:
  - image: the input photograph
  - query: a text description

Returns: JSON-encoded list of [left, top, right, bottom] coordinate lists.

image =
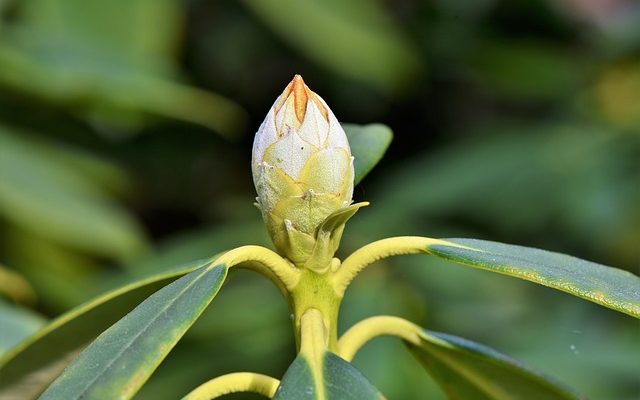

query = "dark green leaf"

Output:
[[275, 352, 382, 399], [407, 329, 582, 399], [241, 0, 422, 93], [343, 124, 393, 185], [39, 264, 227, 400], [323, 353, 382, 399], [274, 355, 315, 399], [428, 239, 640, 318], [0, 258, 209, 400]]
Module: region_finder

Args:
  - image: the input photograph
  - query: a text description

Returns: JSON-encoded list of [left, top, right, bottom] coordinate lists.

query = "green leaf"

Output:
[[242, 0, 422, 93], [343, 124, 393, 185], [323, 353, 383, 399], [407, 329, 582, 399], [39, 263, 227, 400], [0, 126, 149, 262], [356, 125, 639, 268], [471, 40, 585, 101], [0, 258, 209, 400], [3, 229, 105, 311], [17, 0, 180, 73], [274, 355, 315, 399], [305, 202, 369, 272], [0, 300, 46, 357], [427, 239, 640, 318], [275, 352, 383, 399], [0, 0, 246, 136]]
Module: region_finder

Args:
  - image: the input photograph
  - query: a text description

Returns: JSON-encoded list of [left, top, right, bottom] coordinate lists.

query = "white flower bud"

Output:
[[252, 75, 354, 266]]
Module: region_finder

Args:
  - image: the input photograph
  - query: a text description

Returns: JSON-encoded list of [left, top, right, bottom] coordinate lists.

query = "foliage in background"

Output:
[[0, 0, 638, 399]]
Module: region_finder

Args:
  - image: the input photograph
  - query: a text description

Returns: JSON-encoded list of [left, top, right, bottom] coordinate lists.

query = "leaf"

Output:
[[241, 0, 422, 93], [0, 300, 46, 357], [427, 238, 640, 318], [38, 263, 227, 400], [470, 40, 585, 101], [407, 329, 582, 400], [355, 125, 640, 268], [274, 352, 383, 399], [0, 126, 149, 262], [305, 202, 369, 272], [273, 356, 314, 399], [343, 124, 393, 185], [0, 258, 210, 400], [0, 0, 246, 136], [17, 0, 180, 73], [322, 353, 383, 399], [3, 229, 105, 311], [0, 264, 36, 306]]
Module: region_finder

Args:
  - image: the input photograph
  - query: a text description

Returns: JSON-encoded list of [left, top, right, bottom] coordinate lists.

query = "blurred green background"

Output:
[[0, 0, 639, 398]]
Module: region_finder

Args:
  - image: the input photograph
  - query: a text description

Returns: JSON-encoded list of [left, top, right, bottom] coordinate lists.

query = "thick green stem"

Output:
[[289, 260, 342, 352]]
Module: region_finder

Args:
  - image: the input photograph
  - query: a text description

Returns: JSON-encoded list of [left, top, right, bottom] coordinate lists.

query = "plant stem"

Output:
[[181, 372, 279, 399], [332, 236, 470, 296], [336, 316, 422, 362], [221, 245, 300, 293], [290, 265, 342, 352]]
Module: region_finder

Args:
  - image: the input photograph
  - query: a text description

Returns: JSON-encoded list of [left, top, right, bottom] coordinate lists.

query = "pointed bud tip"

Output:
[[292, 74, 304, 85], [292, 75, 308, 122], [275, 74, 328, 124]]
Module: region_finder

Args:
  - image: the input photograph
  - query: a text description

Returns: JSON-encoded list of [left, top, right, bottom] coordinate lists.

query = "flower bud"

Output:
[[252, 75, 354, 267]]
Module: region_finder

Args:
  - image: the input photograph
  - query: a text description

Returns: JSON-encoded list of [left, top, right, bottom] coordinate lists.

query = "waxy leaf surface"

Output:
[[39, 264, 226, 400], [428, 238, 640, 318], [408, 329, 582, 399], [0, 259, 210, 399], [275, 352, 382, 399], [343, 123, 393, 185]]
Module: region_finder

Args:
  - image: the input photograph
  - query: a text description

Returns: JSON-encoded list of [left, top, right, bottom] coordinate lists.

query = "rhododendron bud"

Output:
[[252, 75, 354, 267]]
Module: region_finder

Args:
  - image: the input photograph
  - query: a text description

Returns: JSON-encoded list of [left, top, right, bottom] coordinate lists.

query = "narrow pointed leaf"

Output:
[[407, 329, 582, 399], [343, 124, 393, 185], [427, 238, 640, 318], [39, 264, 226, 400], [274, 352, 382, 399], [0, 258, 210, 400]]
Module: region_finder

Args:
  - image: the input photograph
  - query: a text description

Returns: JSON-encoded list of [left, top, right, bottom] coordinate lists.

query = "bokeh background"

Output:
[[0, 0, 639, 398]]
